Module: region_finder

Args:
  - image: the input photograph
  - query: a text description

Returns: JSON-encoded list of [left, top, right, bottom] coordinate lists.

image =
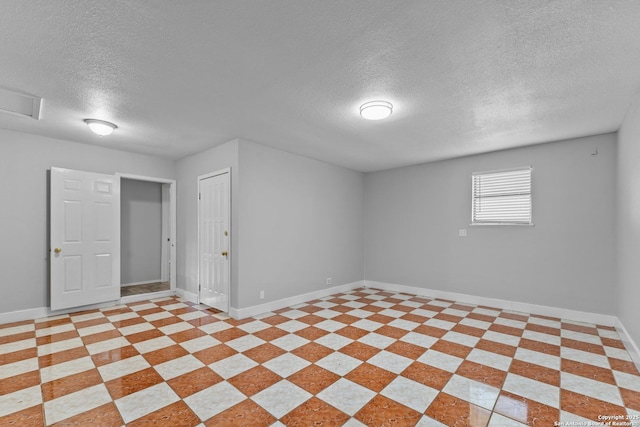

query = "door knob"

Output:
[[54, 248, 62, 253], [221, 251, 228, 256]]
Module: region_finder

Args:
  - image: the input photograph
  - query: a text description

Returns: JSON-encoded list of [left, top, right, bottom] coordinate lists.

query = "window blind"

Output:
[[472, 167, 532, 225]]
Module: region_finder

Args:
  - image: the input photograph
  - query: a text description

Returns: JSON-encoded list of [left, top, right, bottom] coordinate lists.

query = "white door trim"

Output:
[[197, 168, 231, 311], [116, 173, 177, 292]]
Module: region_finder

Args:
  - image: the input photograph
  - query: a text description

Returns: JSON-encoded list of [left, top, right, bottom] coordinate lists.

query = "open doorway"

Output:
[[118, 174, 176, 300]]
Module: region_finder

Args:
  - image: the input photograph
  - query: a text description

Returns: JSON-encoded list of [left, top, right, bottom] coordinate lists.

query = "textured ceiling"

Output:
[[1, 1, 639, 172]]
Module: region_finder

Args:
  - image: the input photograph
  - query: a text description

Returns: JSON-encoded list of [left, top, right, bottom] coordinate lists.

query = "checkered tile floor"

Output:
[[1, 288, 639, 426]]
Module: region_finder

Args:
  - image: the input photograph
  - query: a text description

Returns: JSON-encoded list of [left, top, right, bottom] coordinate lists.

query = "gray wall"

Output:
[[617, 95, 640, 346], [121, 179, 163, 285], [175, 139, 240, 304], [364, 134, 617, 314], [0, 129, 175, 314], [237, 140, 364, 308], [175, 139, 365, 310]]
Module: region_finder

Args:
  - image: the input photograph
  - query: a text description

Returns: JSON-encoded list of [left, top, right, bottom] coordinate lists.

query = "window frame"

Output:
[[470, 166, 534, 226]]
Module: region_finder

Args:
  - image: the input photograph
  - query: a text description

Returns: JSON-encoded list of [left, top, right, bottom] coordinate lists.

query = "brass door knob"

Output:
[[221, 251, 228, 256], [54, 248, 62, 253]]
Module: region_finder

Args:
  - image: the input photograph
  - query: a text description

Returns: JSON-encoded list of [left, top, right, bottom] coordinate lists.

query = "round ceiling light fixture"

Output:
[[360, 100, 393, 120], [84, 119, 117, 136]]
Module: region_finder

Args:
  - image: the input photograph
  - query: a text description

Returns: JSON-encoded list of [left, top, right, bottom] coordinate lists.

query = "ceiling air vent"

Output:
[[0, 87, 42, 119]]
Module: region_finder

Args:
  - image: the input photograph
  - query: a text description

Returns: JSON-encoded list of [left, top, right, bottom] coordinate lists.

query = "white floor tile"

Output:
[[252, 380, 312, 418], [488, 412, 529, 426], [315, 309, 341, 319], [263, 353, 310, 377], [379, 309, 406, 318], [179, 335, 221, 353], [158, 322, 194, 336], [184, 381, 245, 420], [316, 352, 361, 376], [482, 331, 521, 347], [442, 374, 500, 410], [381, 376, 439, 412], [38, 337, 84, 356], [425, 318, 456, 330], [0, 357, 39, 380], [270, 334, 310, 351], [314, 333, 351, 350], [513, 348, 560, 370], [400, 332, 438, 349], [77, 323, 116, 337], [521, 330, 561, 346], [35, 323, 75, 337], [561, 372, 624, 406], [276, 320, 308, 333], [225, 334, 265, 352], [155, 354, 205, 380], [367, 350, 413, 374], [388, 319, 420, 331], [358, 332, 395, 349], [417, 350, 463, 372], [44, 384, 110, 425], [115, 382, 180, 423], [316, 378, 375, 416], [0, 323, 34, 337], [315, 319, 346, 332], [98, 354, 151, 381], [561, 329, 602, 345], [614, 370, 640, 392], [0, 338, 36, 355], [460, 318, 491, 330], [107, 312, 139, 322], [442, 331, 480, 347], [467, 348, 512, 371], [0, 385, 42, 418], [40, 356, 95, 382], [237, 320, 270, 333], [209, 353, 258, 379], [350, 319, 383, 332], [141, 311, 173, 323], [85, 337, 130, 355], [560, 347, 610, 369], [502, 373, 559, 408], [119, 322, 154, 336], [132, 336, 175, 354]]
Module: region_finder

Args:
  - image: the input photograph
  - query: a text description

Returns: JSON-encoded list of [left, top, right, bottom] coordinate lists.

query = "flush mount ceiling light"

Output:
[[360, 100, 393, 120], [84, 119, 117, 136]]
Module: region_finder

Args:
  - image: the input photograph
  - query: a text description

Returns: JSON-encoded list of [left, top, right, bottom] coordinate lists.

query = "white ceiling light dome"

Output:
[[84, 119, 117, 136], [360, 100, 393, 120]]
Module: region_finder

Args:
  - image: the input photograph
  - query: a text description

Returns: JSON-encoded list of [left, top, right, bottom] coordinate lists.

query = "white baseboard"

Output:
[[0, 300, 122, 324], [229, 281, 365, 320], [121, 280, 163, 287], [176, 288, 198, 304], [364, 280, 618, 327], [0, 290, 179, 324], [615, 318, 640, 370]]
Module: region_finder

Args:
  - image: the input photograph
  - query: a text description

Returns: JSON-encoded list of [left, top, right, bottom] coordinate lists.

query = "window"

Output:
[[471, 166, 532, 225]]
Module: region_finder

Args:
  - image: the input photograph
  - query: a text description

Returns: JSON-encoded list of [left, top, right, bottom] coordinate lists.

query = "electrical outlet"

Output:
[[259, 290, 265, 299], [326, 278, 332, 285], [459, 229, 467, 237]]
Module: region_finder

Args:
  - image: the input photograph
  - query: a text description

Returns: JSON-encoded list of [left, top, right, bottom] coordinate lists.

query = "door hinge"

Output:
[[198, 284, 201, 291], [198, 193, 201, 200]]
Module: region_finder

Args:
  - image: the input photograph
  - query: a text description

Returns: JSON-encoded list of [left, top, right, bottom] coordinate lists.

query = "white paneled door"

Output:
[[198, 170, 230, 313], [50, 167, 121, 311]]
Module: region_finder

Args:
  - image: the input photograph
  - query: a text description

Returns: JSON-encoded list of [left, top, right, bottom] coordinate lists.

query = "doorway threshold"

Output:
[[120, 289, 176, 305]]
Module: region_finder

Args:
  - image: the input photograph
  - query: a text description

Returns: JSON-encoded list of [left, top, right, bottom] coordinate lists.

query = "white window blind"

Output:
[[472, 167, 532, 225]]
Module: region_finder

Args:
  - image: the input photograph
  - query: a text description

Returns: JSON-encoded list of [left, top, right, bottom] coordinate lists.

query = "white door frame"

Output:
[[197, 168, 231, 312], [116, 173, 177, 295]]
